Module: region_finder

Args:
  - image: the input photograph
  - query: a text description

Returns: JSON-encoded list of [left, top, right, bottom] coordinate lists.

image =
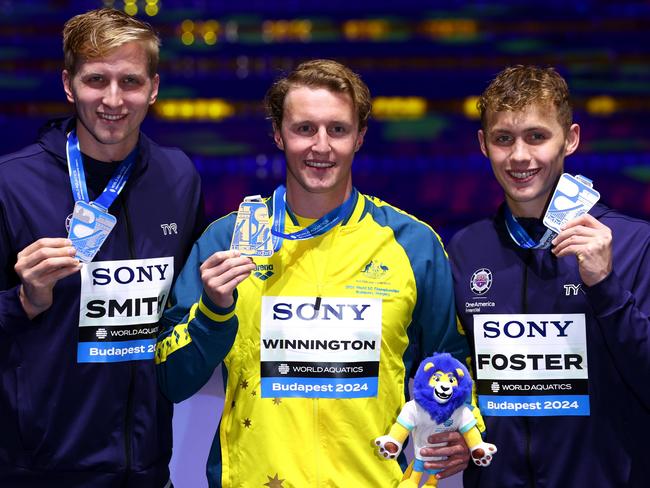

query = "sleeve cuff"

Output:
[[396, 416, 414, 431], [459, 418, 477, 434], [196, 289, 237, 323], [584, 271, 630, 316]]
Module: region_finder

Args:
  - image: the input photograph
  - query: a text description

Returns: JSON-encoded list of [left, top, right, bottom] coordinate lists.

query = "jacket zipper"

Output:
[[120, 194, 136, 484], [522, 251, 536, 488]]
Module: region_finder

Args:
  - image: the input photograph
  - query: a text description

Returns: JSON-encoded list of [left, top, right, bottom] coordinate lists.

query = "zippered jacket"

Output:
[[448, 203, 650, 487], [0, 118, 203, 487], [156, 191, 470, 487]]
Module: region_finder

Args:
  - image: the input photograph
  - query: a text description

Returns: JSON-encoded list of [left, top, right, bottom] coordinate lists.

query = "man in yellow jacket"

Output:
[[156, 59, 474, 487]]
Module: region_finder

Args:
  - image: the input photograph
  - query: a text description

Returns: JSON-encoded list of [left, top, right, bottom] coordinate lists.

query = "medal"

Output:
[[230, 195, 274, 257], [68, 200, 117, 263], [543, 173, 600, 234]]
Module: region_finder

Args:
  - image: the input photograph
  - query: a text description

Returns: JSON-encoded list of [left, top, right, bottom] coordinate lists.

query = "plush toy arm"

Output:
[[463, 426, 497, 467], [375, 422, 410, 459]]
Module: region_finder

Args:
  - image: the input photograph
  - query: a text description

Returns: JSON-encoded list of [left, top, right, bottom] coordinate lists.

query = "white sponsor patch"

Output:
[[79, 257, 174, 327], [473, 313, 587, 380]]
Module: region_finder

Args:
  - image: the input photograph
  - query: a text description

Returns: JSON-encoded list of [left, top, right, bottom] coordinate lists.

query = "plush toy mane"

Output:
[[413, 353, 472, 424]]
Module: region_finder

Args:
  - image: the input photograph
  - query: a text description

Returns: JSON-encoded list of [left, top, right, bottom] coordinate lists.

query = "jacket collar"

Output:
[[266, 187, 364, 228], [37, 116, 150, 177]]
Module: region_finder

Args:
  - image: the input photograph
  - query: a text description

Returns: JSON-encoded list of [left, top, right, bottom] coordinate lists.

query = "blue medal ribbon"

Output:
[[66, 129, 137, 211], [270, 185, 357, 252], [504, 205, 556, 249]]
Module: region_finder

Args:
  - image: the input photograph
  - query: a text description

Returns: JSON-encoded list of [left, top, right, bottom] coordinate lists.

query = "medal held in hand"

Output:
[[68, 201, 117, 263], [230, 195, 274, 257], [543, 173, 601, 234]]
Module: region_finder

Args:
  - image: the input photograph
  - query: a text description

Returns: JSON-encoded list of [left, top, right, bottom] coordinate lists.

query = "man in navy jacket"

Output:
[[0, 8, 203, 487], [448, 65, 650, 487]]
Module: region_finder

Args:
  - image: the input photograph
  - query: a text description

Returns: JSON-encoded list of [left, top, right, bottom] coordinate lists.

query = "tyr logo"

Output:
[[161, 223, 178, 236], [564, 284, 582, 296]]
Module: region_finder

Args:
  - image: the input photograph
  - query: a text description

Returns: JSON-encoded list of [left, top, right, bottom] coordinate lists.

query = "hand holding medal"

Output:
[[551, 213, 612, 286], [14, 237, 81, 319], [200, 250, 256, 308], [545, 174, 611, 286]]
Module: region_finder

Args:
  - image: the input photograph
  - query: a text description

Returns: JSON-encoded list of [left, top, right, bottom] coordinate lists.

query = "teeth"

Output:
[[509, 169, 538, 179], [305, 161, 334, 168], [99, 113, 126, 121]]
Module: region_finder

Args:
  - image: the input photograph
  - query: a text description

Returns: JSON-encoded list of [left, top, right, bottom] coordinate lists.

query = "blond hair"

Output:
[[63, 8, 160, 77], [264, 59, 371, 130], [478, 65, 573, 132]]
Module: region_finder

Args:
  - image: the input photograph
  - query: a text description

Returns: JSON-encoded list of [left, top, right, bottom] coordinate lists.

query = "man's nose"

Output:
[[311, 128, 330, 153], [102, 82, 123, 109]]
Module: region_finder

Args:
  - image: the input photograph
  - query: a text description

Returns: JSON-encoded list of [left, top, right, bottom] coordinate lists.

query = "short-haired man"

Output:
[[0, 8, 203, 487], [156, 59, 474, 486], [448, 65, 650, 487]]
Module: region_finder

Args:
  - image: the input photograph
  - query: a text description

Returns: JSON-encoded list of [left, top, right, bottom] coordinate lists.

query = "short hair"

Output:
[[264, 59, 371, 131], [478, 65, 573, 132], [63, 8, 160, 77]]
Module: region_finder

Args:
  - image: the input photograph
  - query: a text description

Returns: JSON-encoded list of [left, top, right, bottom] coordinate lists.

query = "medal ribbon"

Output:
[[270, 185, 357, 251], [504, 205, 556, 249], [66, 129, 137, 211]]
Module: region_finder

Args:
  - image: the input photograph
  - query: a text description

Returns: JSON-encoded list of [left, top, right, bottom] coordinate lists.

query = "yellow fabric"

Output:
[[388, 423, 411, 444], [219, 198, 417, 487], [462, 425, 483, 448], [198, 296, 236, 322], [155, 303, 197, 364]]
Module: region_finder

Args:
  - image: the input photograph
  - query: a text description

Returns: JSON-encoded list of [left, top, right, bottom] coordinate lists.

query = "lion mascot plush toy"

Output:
[[375, 353, 496, 487]]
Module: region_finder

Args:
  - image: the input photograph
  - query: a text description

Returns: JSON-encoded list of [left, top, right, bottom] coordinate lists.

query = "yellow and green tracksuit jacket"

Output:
[[156, 189, 471, 488]]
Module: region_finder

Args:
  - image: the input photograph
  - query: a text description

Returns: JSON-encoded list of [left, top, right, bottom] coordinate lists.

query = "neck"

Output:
[[506, 197, 546, 219], [75, 124, 137, 163], [285, 185, 352, 219]]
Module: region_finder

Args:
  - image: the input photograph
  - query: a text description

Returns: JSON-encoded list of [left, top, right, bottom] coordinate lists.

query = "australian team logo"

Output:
[[470, 268, 492, 295], [361, 260, 389, 280]]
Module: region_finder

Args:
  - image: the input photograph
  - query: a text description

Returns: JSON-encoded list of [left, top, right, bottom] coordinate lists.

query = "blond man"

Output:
[[0, 8, 203, 487]]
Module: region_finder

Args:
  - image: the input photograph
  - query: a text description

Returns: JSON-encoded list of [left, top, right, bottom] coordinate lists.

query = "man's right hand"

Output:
[[15, 238, 81, 319], [200, 250, 256, 308]]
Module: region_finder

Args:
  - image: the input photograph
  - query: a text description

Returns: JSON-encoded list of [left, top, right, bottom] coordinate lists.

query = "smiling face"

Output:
[[273, 85, 366, 218], [429, 370, 459, 405], [479, 103, 580, 218], [62, 41, 159, 162]]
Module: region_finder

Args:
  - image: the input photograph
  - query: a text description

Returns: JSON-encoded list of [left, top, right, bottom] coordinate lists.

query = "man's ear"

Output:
[[149, 74, 160, 105], [564, 123, 580, 156], [62, 70, 75, 104], [354, 127, 367, 152], [273, 125, 284, 150], [478, 129, 489, 158]]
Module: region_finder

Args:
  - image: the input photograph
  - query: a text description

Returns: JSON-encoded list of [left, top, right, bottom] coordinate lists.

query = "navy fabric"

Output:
[[449, 203, 650, 488], [0, 118, 203, 487]]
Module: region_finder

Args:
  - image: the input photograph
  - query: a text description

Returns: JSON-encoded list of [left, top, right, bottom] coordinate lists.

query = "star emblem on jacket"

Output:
[[264, 473, 285, 488]]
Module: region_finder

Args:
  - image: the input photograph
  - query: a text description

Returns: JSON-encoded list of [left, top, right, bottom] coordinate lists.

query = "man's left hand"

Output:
[[420, 431, 469, 480], [551, 214, 612, 286]]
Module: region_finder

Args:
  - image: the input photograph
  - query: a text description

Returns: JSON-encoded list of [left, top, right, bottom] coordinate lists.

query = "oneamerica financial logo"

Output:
[[254, 264, 274, 281], [470, 268, 492, 295]]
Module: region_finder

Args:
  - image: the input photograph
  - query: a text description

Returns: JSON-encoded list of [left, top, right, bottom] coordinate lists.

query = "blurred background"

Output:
[[2, 0, 649, 486]]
